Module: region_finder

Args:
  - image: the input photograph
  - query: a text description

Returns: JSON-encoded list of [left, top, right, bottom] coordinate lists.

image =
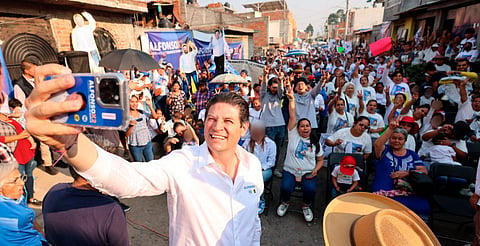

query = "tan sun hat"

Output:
[[323, 192, 440, 246]]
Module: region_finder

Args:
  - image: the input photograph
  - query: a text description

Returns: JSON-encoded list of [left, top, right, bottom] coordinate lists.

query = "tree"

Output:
[[305, 24, 314, 36], [327, 13, 338, 25]]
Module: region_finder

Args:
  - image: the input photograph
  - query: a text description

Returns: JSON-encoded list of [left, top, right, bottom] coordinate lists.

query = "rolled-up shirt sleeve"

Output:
[[77, 145, 172, 198]]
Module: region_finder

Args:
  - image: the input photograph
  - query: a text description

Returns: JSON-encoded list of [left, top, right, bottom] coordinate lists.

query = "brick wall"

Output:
[[240, 20, 268, 47], [0, 16, 56, 51], [0, 1, 140, 53]]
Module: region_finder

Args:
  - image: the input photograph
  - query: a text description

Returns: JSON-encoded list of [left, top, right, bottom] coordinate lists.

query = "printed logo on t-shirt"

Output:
[[295, 140, 313, 160], [337, 172, 353, 184], [363, 90, 371, 100], [348, 103, 357, 113], [334, 118, 348, 132], [368, 116, 378, 127], [391, 85, 406, 96], [352, 143, 363, 153]]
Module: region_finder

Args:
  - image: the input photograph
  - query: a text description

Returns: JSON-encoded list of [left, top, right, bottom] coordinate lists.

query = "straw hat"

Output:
[[323, 192, 440, 246]]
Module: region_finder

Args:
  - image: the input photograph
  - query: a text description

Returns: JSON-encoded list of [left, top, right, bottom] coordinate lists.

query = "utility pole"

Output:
[[345, 0, 350, 40]]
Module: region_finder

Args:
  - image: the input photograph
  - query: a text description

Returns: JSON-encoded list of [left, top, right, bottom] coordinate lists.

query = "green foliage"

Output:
[[406, 64, 427, 85], [305, 24, 314, 36]]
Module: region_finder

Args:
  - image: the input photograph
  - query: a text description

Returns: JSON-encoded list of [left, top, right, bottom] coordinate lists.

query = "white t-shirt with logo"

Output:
[[327, 128, 372, 154], [360, 111, 385, 138], [331, 165, 360, 185], [284, 128, 324, 177], [327, 110, 354, 133]]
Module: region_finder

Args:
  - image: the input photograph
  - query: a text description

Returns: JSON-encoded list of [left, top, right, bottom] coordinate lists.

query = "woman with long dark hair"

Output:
[[277, 84, 324, 222]]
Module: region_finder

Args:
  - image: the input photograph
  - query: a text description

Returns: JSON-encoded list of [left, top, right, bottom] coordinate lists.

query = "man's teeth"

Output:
[[211, 135, 227, 139]]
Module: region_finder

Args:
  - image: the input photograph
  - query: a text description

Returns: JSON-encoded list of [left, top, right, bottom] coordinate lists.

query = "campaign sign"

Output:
[[147, 31, 193, 69]]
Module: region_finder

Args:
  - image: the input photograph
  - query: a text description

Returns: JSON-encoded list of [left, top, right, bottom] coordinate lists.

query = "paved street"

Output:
[[30, 164, 475, 245]]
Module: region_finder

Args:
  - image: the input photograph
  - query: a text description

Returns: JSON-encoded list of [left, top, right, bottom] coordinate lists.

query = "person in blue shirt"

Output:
[[0, 142, 47, 245], [372, 119, 430, 219]]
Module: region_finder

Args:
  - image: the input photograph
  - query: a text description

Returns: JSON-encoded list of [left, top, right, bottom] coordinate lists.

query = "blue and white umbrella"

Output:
[[284, 49, 308, 57]]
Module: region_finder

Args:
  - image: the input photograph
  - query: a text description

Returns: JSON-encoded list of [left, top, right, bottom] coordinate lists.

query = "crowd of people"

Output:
[[1, 25, 480, 244]]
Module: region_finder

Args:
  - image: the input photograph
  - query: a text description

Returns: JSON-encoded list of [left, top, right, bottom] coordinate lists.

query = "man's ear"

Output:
[[240, 122, 249, 137]]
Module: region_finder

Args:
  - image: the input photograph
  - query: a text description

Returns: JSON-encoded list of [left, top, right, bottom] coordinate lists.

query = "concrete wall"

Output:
[[183, 4, 270, 48], [0, 1, 140, 52], [350, 7, 384, 32]]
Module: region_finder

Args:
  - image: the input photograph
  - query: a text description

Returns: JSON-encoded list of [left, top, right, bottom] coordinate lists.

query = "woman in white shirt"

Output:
[[341, 82, 363, 117], [360, 99, 385, 138], [242, 120, 276, 214], [277, 85, 324, 222], [327, 97, 354, 133]]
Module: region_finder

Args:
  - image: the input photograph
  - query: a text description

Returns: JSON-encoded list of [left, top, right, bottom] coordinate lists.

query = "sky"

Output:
[[196, 0, 373, 35]]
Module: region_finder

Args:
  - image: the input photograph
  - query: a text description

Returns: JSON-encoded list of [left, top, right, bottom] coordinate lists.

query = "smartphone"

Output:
[[47, 73, 129, 130]]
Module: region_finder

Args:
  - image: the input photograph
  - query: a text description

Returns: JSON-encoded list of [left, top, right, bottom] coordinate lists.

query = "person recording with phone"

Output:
[[126, 94, 157, 162], [25, 64, 263, 245]]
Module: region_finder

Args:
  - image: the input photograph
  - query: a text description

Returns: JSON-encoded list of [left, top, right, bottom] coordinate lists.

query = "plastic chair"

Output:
[[467, 141, 480, 168], [326, 153, 365, 202], [429, 163, 476, 243]]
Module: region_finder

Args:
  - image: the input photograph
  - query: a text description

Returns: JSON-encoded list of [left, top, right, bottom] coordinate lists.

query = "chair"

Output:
[[429, 163, 476, 243], [326, 153, 365, 202], [467, 141, 480, 169]]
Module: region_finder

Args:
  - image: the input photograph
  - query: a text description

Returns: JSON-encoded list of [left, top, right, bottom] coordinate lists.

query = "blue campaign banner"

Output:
[[147, 31, 192, 69], [228, 42, 244, 60], [0, 45, 13, 98], [194, 38, 212, 69]]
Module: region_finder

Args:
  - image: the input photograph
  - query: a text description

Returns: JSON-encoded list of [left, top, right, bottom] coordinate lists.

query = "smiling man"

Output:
[[25, 64, 263, 245]]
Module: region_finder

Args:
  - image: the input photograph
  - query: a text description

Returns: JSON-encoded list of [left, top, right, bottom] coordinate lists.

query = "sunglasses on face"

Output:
[[358, 123, 370, 129]]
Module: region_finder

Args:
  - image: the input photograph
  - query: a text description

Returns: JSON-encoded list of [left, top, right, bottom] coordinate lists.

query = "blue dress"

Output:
[[372, 145, 430, 219]]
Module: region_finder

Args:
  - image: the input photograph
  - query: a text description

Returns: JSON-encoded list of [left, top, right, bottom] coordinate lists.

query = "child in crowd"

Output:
[[8, 98, 36, 148], [398, 116, 419, 151], [374, 83, 387, 116], [331, 155, 360, 197], [424, 134, 461, 166], [420, 86, 434, 106]]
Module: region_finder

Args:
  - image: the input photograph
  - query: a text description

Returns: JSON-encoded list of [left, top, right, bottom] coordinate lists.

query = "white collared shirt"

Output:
[[242, 137, 276, 170], [78, 143, 263, 246]]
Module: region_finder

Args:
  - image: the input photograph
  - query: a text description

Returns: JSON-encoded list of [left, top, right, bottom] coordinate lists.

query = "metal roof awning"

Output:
[[354, 28, 373, 34], [30, 0, 148, 14], [243, 0, 287, 12]]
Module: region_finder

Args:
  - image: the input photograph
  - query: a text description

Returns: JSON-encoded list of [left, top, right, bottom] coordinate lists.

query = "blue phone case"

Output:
[[48, 73, 129, 130]]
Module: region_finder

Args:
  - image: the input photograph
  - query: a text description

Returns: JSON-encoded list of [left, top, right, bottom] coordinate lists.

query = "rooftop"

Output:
[[243, 0, 287, 12], [26, 0, 148, 14]]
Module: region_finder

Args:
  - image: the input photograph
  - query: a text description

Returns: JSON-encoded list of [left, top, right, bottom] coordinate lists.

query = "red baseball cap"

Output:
[[340, 156, 356, 176]]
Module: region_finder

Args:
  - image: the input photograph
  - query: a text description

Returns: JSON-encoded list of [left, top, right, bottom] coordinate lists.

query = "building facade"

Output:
[[0, 0, 147, 79]]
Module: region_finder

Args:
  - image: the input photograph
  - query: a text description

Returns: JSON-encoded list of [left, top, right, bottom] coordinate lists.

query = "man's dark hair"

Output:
[[465, 28, 475, 35], [8, 98, 22, 108], [267, 77, 280, 87], [198, 79, 207, 87], [173, 122, 185, 132], [417, 104, 430, 111], [20, 57, 39, 72], [205, 92, 249, 127], [425, 62, 436, 72]]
